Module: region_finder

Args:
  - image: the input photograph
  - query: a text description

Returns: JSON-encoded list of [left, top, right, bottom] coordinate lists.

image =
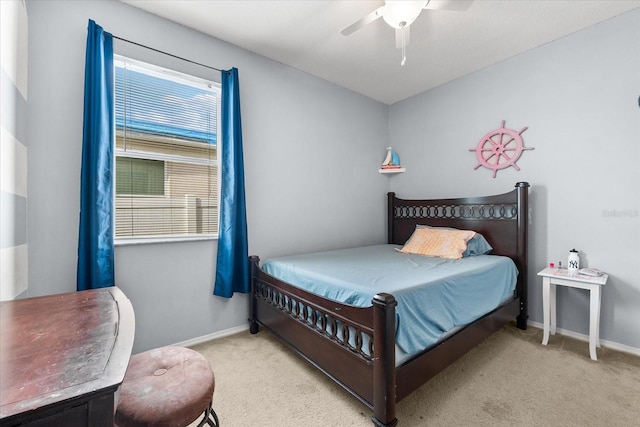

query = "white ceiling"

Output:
[[121, 0, 640, 105]]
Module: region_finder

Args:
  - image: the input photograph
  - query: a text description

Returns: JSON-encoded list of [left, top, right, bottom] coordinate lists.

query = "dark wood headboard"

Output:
[[387, 182, 530, 327]]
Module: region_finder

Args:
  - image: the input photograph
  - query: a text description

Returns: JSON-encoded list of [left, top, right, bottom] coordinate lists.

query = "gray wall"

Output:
[[1, 0, 29, 301], [26, 0, 388, 353], [24, 0, 639, 353], [389, 9, 640, 350]]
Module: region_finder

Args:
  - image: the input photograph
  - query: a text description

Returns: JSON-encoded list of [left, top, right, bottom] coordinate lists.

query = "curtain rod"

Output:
[[111, 35, 224, 73]]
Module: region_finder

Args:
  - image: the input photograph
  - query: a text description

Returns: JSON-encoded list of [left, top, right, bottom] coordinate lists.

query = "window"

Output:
[[114, 56, 220, 242]]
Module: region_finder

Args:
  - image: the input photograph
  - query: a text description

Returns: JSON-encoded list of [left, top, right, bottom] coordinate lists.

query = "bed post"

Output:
[[387, 192, 395, 244], [249, 255, 260, 334], [372, 293, 398, 427], [515, 182, 530, 330]]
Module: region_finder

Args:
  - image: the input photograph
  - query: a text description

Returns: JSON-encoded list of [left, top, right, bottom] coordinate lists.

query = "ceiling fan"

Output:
[[341, 0, 473, 66]]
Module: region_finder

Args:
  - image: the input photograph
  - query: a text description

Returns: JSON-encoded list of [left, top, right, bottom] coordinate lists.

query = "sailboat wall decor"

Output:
[[379, 147, 405, 174]]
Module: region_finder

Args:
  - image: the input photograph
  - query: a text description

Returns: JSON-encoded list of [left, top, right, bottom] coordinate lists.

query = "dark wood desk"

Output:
[[0, 287, 135, 426]]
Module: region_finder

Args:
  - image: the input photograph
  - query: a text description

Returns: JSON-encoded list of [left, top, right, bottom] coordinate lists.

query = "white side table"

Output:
[[537, 267, 608, 361]]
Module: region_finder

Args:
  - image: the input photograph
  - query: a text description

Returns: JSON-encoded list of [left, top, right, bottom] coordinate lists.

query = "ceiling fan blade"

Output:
[[395, 26, 410, 49], [341, 6, 385, 36], [424, 0, 473, 11]]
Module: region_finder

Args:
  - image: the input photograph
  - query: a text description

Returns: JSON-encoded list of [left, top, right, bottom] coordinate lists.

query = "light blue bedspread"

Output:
[[262, 244, 517, 356]]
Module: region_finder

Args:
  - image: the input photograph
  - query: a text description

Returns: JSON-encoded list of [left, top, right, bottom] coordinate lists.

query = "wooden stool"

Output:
[[115, 346, 219, 427]]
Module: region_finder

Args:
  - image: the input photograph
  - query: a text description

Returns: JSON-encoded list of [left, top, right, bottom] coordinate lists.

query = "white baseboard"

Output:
[[172, 324, 249, 348], [172, 322, 640, 358], [528, 320, 640, 357]]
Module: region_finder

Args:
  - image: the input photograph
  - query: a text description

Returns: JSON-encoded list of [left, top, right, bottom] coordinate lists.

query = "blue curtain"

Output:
[[214, 68, 249, 297], [77, 20, 115, 291]]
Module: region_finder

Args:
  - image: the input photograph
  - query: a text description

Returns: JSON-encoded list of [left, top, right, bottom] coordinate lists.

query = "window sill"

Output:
[[114, 235, 218, 246]]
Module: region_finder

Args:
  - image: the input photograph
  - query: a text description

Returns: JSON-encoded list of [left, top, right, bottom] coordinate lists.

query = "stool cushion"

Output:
[[115, 346, 215, 427]]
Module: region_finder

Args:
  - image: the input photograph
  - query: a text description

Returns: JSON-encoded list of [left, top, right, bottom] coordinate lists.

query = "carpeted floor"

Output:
[[190, 324, 640, 426]]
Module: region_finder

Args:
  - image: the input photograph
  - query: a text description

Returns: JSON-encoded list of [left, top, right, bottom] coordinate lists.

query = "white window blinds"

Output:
[[114, 56, 220, 241]]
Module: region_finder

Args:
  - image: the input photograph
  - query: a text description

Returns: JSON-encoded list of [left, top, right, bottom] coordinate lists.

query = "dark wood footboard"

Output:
[[249, 256, 399, 426]]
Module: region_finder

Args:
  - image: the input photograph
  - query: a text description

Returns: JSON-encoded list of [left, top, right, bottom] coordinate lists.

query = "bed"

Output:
[[249, 182, 529, 426]]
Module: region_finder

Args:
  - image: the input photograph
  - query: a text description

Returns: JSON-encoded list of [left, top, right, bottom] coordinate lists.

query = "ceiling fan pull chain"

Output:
[[401, 26, 407, 66]]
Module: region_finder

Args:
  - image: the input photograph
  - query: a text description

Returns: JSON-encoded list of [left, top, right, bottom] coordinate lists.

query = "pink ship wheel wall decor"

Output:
[[469, 120, 534, 178]]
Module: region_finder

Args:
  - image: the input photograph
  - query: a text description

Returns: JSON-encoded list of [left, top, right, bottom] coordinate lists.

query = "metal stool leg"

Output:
[[197, 401, 219, 427]]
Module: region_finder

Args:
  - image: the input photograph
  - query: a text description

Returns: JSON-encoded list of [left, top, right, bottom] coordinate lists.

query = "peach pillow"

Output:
[[398, 228, 477, 259]]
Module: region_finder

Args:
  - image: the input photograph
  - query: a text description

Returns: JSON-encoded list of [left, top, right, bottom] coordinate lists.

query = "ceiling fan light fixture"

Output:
[[340, 0, 472, 67], [382, 1, 428, 29]]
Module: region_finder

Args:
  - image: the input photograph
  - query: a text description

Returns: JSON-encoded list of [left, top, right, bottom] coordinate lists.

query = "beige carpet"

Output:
[[190, 324, 640, 426]]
